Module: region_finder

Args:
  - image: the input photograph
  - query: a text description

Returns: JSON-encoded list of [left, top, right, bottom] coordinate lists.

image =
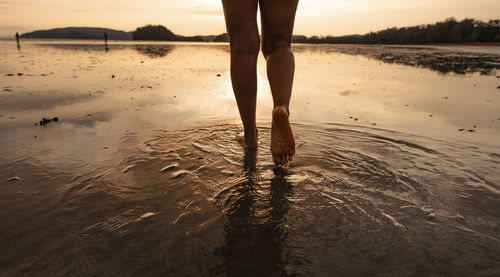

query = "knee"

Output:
[[262, 40, 291, 59], [229, 35, 260, 55]]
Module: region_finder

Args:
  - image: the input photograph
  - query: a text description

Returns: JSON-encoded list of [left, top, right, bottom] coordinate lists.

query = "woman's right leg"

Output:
[[222, 0, 260, 148]]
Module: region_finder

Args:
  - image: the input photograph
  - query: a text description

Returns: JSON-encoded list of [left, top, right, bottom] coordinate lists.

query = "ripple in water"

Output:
[[1, 123, 499, 276]]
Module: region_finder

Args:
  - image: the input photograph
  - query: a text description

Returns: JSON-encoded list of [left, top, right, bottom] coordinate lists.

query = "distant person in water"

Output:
[[222, 0, 298, 167], [104, 32, 109, 52], [15, 32, 20, 50]]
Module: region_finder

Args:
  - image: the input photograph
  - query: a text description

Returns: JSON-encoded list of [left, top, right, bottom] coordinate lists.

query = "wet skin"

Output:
[[222, 0, 298, 166], [271, 106, 295, 166]]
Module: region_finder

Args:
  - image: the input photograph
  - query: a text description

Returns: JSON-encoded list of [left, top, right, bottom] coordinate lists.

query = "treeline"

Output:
[[294, 18, 500, 44]]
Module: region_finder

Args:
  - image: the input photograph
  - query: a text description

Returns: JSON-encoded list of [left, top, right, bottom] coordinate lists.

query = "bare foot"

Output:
[[271, 106, 295, 166], [236, 128, 258, 149]]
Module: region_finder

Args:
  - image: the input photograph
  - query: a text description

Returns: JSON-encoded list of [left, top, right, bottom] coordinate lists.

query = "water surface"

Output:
[[1, 40, 499, 276]]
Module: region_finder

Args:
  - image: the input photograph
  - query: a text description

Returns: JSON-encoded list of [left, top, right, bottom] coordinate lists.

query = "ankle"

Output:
[[244, 127, 258, 139], [273, 105, 289, 116]]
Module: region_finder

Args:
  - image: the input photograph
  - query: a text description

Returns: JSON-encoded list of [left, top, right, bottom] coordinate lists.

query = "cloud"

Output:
[[0, 0, 498, 37], [0, 0, 29, 7], [0, 25, 33, 35], [190, 6, 223, 16]]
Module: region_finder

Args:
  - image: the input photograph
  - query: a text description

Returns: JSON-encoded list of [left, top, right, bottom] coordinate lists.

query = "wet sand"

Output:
[[1, 39, 500, 276]]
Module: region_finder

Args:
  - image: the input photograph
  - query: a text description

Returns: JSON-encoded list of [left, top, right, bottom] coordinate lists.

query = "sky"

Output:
[[0, 0, 499, 37]]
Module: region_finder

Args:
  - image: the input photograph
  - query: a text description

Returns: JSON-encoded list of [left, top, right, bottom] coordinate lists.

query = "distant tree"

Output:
[[133, 25, 177, 41], [292, 35, 308, 43]]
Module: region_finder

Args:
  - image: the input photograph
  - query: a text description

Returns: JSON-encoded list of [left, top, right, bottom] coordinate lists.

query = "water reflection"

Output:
[[217, 149, 293, 276], [293, 44, 500, 75], [35, 43, 130, 52], [22, 41, 500, 75], [135, 45, 173, 58], [33, 42, 175, 58], [1, 39, 499, 275]]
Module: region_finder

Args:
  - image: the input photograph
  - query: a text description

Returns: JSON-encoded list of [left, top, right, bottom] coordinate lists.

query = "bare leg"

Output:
[[260, 0, 298, 166], [222, 0, 260, 148]]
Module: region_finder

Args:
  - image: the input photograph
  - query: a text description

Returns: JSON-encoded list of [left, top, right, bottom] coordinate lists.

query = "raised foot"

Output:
[[271, 106, 295, 167]]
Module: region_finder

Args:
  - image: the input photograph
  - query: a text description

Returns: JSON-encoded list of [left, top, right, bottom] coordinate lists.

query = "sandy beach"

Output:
[[1, 39, 499, 276]]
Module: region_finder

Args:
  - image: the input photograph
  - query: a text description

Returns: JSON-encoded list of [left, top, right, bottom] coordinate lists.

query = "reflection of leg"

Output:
[[260, 0, 298, 165], [243, 148, 258, 176], [219, 157, 291, 276], [222, 0, 259, 148]]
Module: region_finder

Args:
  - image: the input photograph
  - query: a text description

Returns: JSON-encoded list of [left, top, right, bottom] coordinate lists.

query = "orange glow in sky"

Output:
[[0, 0, 498, 37]]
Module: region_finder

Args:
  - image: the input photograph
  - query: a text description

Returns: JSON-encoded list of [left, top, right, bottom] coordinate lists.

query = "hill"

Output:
[[132, 25, 213, 42], [132, 25, 176, 41], [21, 27, 132, 40]]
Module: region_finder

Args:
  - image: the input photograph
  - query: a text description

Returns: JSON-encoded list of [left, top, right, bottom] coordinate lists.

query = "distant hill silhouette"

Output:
[[132, 24, 211, 42], [133, 25, 176, 41], [21, 27, 132, 40]]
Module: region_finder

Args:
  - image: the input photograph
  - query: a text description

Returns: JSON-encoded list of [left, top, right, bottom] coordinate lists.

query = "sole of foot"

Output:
[[271, 106, 295, 167]]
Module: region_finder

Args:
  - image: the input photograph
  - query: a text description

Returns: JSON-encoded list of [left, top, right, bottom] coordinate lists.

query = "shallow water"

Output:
[[1, 40, 500, 276]]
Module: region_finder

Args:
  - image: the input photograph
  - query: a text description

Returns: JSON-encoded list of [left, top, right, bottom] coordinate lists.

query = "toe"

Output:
[[280, 155, 286, 167], [273, 154, 281, 166], [283, 154, 289, 164]]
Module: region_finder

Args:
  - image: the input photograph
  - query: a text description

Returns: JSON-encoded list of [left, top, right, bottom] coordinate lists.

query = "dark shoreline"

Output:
[[3, 37, 500, 46]]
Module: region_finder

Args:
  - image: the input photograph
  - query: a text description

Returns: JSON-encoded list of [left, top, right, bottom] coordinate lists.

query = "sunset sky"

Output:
[[0, 0, 499, 37]]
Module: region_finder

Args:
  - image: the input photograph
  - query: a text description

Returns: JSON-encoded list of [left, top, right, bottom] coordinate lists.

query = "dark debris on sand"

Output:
[[36, 117, 59, 126], [323, 45, 500, 75]]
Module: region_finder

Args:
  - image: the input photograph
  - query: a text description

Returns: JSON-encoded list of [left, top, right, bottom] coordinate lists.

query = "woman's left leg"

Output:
[[259, 0, 298, 166]]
